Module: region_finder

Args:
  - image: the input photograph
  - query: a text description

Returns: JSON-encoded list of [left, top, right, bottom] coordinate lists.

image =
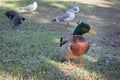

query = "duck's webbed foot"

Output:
[[68, 63, 76, 69]]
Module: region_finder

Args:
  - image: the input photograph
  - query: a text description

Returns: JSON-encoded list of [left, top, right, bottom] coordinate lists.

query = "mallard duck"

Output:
[[60, 21, 96, 69], [22, 2, 37, 12]]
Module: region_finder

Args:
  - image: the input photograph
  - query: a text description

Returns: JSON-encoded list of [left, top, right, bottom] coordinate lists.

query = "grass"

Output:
[[0, 0, 120, 80]]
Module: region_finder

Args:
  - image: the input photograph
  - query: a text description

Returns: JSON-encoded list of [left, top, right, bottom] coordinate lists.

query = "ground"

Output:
[[0, 0, 120, 80]]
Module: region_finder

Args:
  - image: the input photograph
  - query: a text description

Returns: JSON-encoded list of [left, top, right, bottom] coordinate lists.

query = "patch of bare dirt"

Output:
[[102, 32, 120, 47]]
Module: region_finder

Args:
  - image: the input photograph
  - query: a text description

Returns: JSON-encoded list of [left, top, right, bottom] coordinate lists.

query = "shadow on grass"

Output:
[[83, 52, 120, 80], [0, 56, 76, 80]]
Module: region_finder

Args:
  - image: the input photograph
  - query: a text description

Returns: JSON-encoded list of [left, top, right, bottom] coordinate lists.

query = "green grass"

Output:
[[0, 0, 120, 80]]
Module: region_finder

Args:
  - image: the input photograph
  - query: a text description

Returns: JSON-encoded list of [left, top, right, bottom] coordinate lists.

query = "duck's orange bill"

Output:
[[88, 29, 96, 35]]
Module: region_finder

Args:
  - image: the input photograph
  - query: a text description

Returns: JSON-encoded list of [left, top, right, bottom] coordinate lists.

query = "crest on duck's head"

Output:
[[77, 20, 83, 25]]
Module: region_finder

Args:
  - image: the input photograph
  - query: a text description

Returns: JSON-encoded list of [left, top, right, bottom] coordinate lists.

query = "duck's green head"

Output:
[[73, 21, 96, 35]]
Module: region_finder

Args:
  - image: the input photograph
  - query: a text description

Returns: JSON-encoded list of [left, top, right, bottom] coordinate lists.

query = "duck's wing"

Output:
[[56, 13, 70, 21], [23, 3, 34, 10]]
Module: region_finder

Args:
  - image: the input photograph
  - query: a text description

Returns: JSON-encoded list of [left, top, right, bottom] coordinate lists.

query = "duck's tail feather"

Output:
[[51, 19, 56, 22], [60, 37, 67, 47]]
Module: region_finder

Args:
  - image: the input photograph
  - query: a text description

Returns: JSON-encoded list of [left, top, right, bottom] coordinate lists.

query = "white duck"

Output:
[[55, 10, 75, 22], [22, 2, 37, 12]]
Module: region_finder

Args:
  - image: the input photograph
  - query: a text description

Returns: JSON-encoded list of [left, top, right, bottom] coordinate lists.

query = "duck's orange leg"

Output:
[[67, 55, 75, 69], [77, 56, 83, 66]]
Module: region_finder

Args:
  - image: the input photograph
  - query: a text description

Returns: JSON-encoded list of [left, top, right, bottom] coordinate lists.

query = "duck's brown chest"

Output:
[[70, 36, 89, 56]]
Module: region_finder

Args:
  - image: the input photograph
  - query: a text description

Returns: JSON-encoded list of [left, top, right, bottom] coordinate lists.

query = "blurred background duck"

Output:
[[22, 2, 38, 12], [54, 10, 75, 23], [5, 11, 25, 31], [60, 21, 96, 69]]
